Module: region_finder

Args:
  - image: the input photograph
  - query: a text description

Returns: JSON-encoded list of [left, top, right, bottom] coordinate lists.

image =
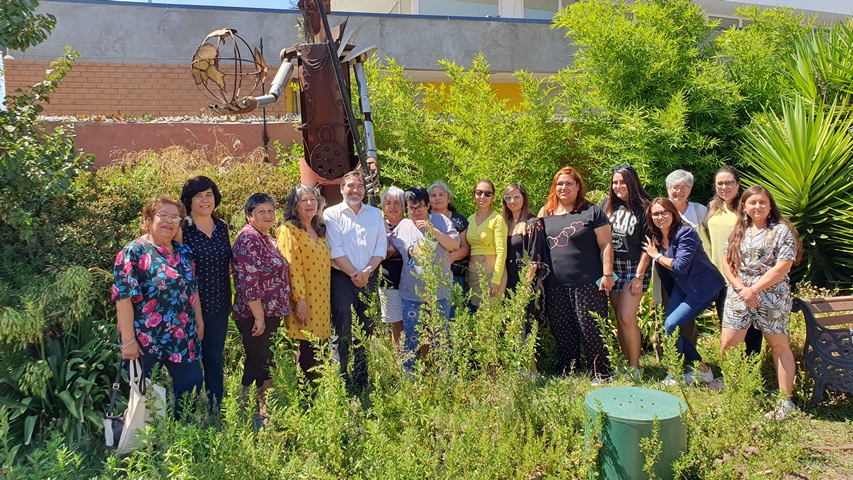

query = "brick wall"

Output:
[[5, 60, 297, 118]]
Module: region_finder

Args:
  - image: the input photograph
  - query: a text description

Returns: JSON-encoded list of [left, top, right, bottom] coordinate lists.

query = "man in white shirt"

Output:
[[324, 171, 387, 388]]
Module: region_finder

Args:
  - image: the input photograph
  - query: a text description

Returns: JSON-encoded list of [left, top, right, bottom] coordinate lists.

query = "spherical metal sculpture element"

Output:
[[191, 28, 267, 114]]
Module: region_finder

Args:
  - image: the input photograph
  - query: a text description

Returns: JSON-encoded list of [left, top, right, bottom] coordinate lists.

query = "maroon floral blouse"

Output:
[[232, 224, 291, 321]]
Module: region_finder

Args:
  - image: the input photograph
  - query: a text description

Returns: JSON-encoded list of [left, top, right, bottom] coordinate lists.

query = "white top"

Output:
[[681, 201, 709, 229], [324, 201, 388, 271]]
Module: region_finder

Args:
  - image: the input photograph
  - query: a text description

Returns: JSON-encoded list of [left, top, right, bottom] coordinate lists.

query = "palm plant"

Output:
[[741, 98, 853, 285]]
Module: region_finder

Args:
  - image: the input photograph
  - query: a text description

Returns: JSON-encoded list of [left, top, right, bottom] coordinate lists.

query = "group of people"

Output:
[[112, 163, 802, 424]]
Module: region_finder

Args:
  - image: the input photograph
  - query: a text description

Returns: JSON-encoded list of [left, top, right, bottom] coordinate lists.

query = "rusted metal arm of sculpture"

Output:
[[315, 0, 376, 206], [352, 62, 380, 195], [254, 58, 297, 109]]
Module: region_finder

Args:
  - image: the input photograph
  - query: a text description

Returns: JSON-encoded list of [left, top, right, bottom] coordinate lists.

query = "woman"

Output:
[[666, 169, 708, 228], [391, 186, 460, 370], [464, 179, 507, 311], [601, 165, 652, 379], [277, 185, 330, 381], [530, 167, 614, 379], [379, 186, 406, 347], [428, 181, 470, 313], [642, 198, 724, 386], [705, 166, 762, 356], [720, 186, 801, 419], [179, 176, 231, 410], [501, 182, 534, 293], [232, 193, 290, 425], [113, 196, 204, 418]]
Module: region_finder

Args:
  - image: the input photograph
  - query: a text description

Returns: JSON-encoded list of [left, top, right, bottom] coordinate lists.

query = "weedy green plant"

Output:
[[0, 267, 118, 463], [593, 310, 629, 378], [639, 415, 663, 480]]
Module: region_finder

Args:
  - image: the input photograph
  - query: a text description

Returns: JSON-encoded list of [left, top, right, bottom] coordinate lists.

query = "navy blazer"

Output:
[[656, 225, 724, 305]]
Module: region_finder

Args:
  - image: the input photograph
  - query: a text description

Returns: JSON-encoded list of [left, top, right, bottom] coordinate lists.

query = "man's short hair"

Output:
[[340, 170, 365, 190]]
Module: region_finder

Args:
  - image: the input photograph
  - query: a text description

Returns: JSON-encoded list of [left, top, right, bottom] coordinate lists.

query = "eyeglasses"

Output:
[[668, 184, 690, 192], [407, 204, 427, 213], [715, 180, 737, 188], [504, 194, 523, 203], [155, 211, 183, 223], [650, 210, 672, 218], [474, 190, 494, 198]]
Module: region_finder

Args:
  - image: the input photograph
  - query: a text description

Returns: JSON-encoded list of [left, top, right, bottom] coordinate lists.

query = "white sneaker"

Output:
[[765, 399, 796, 420], [591, 374, 612, 386], [684, 368, 714, 386], [661, 373, 678, 386]]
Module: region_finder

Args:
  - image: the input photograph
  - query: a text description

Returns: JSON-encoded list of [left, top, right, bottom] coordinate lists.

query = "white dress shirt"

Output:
[[324, 201, 387, 271]]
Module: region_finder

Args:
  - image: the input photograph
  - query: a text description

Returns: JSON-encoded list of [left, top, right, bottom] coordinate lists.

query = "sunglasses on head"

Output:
[[611, 164, 636, 173]]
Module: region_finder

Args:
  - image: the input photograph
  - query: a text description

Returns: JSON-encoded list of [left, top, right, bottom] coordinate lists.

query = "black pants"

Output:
[[544, 283, 611, 377], [715, 287, 763, 355], [235, 316, 281, 388], [330, 269, 377, 387]]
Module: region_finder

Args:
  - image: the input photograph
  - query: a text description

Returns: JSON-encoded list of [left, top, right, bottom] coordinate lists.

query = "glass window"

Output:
[[524, 0, 559, 20], [420, 0, 499, 17]]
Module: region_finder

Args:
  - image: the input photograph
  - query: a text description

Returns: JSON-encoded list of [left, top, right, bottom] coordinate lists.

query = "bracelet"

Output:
[[120, 340, 134, 350], [653, 253, 663, 261]]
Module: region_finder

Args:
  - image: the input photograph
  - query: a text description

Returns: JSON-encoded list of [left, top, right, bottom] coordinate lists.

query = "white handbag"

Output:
[[115, 359, 167, 454]]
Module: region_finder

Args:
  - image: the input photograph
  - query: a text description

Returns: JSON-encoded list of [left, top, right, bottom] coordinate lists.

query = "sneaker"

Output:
[[765, 399, 796, 420], [684, 367, 714, 386], [591, 374, 612, 386], [623, 366, 642, 382], [708, 377, 725, 391], [661, 373, 678, 386]]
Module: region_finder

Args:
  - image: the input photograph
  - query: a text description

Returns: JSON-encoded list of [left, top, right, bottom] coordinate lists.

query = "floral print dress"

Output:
[[232, 224, 291, 321], [723, 223, 798, 335], [112, 238, 202, 363]]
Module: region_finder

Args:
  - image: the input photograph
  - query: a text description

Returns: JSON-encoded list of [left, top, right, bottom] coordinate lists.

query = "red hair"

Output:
[[543, 167, 587, 215]]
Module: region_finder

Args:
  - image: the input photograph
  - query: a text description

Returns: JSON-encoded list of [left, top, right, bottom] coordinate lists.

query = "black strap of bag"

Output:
[[107, 357, 124, 416]]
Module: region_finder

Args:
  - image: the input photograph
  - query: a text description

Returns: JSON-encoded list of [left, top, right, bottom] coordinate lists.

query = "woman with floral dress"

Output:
[[232, 193, 290, 426], [720, 186, 801, 419], [113, 196, 204, 418]]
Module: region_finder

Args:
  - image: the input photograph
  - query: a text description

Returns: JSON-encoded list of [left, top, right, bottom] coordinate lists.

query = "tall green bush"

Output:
[[367, 56, 573, 214], [741, 22, 853, 285]]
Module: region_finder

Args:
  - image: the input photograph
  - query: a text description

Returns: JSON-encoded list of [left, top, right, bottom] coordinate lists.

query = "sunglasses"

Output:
[[474, 190, 494, 198], [611, 164, 636, 173]]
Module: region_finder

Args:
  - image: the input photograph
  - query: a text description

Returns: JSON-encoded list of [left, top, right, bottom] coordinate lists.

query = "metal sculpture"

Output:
[[191, 1, 379, 205]]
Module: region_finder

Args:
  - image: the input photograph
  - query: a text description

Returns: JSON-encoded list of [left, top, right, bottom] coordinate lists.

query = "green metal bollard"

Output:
[[585, 386, 687, 480]]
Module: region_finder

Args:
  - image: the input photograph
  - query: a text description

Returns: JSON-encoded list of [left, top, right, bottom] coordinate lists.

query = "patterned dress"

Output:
[[723, 223, 798, 335], [232, 224, 291, 321], [276, 222, 331, 340], [112, 238, 201, 363]]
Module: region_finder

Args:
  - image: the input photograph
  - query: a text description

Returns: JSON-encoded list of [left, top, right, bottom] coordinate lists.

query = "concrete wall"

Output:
[[11, 0, 574, 74]]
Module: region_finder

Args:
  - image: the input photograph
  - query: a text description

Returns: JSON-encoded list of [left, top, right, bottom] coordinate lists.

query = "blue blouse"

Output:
[[181, 216, 232, 318]]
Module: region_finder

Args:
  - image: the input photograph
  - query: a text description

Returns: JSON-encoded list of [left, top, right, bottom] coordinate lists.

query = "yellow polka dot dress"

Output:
[[276, 222, 331, 340]]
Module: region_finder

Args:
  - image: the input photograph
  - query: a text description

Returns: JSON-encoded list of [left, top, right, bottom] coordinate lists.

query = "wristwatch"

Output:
[[653, 253, 663, 261], [367, 266, 373, 275]]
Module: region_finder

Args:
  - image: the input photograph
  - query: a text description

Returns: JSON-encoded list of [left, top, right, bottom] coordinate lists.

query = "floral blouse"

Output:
[[232, 224, 291, 321], [724, 222, 797, 285], [112, 238, 201, 364]]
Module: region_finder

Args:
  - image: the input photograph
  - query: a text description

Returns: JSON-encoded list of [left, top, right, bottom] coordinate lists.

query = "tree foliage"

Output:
[[0, 0, 56, 51], [367, 55, 575, 214]]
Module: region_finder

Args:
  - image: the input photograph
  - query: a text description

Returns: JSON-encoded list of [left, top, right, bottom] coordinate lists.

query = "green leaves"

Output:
[[0, 1, 56, 52], [367, 54, 570, 214], [742, 98, 853, 285]]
